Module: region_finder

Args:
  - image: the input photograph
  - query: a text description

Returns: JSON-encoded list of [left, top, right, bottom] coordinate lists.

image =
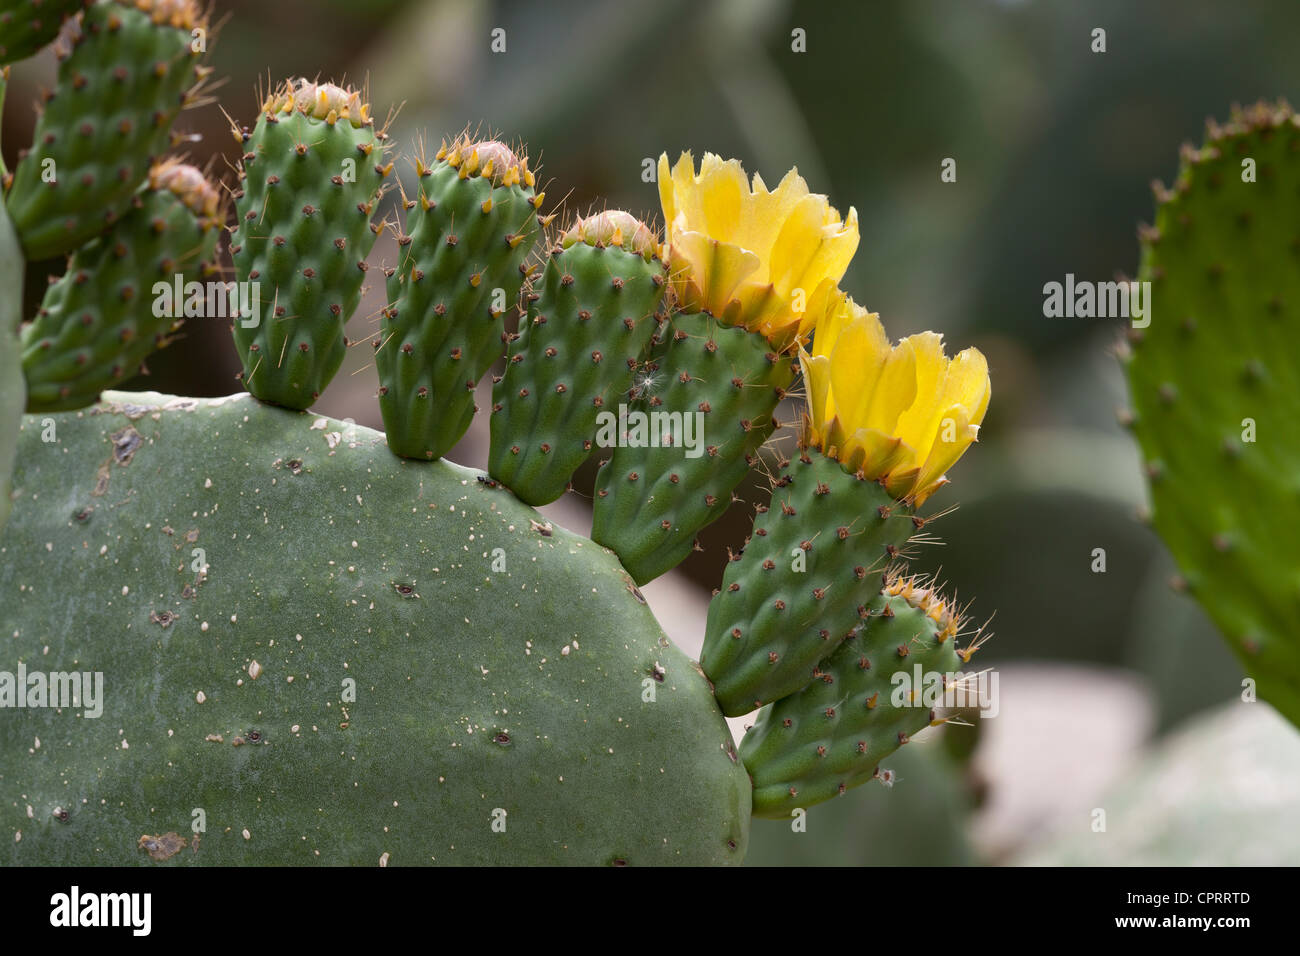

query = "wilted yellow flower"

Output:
[[799, 290, 990, 505], [658, 152, 859, 350]]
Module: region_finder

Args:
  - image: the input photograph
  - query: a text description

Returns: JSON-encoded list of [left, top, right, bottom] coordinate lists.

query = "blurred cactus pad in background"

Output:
[[1, 0, 1299, 867]]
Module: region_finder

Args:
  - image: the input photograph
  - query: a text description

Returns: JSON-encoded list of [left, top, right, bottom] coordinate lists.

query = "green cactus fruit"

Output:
[[741, 576, 971, 819], [0, 0, 87, 65], [487, 211, 668, 505], [1123, 101, 1300, 728], [4, 0, 209, 261], [230, 79, 391, 410], [0, 391, 751, 865], [590, 312, 795, 585], [0, 171, 22, 535], [700, 449, 919, 717], [21, 160, 222, 412], [379, 137, 545, 461]]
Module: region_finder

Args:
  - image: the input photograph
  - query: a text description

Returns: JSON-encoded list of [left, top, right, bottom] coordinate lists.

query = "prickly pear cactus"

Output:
[[489, 211, 667, 506], [0, 393, 750, 865], [701, 451, 918, 716], [22, 161, 222, 411], [231, 79, 391, 409], [1124, 101, 1300, 727], [380, 137, 544, 461], [589, 153, 859, 585], [0, 3, 996, 858], [741, 577, 969, 819], [4, 0, 209, 261]]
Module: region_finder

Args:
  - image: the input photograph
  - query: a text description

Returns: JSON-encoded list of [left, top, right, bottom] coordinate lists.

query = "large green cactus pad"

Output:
[[0, 392, 749, 864], [1125, 102, 1300, 727]]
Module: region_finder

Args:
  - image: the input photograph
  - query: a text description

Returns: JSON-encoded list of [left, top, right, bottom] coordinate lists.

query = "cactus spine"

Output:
[[379, 137, 545, 461], [4, 0, 209, 261], [488, 210, 668, 505], [230, 79, 391, 409], [22, 161, 222, 411]]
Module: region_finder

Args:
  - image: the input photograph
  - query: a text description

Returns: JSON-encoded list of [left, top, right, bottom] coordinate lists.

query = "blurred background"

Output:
[[6, 0, 1299, 864]]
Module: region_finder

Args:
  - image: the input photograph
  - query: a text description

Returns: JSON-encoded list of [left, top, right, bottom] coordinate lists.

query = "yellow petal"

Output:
[[798, 349, 831, 440], [863, 337, 919, 437], [913, 404, 979, 501], [893, 331, 949, 461], [827, 311, 890, 433], [668, 231, 760, 317], [766, 193, 833, 292]]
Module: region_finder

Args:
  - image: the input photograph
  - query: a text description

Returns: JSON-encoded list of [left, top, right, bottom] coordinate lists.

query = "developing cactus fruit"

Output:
[[488, 210, 667, 505], [230, 78, 391, 409], [379, 136, 545, 461], [21, 160, 222, 412], [1123, 101, 1300, 728], [591, 152, 859, 585], [4, 0, 210, 261], [0, 0, 88, 65], [740, 574, 974, 819], [701, 291, 990, 716]]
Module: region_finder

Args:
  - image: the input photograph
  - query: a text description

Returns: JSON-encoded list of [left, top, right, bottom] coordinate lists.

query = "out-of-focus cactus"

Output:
[[1123, 101, 1300, 727], [0, 0, 87, 65], [0, 151, 21, 535]]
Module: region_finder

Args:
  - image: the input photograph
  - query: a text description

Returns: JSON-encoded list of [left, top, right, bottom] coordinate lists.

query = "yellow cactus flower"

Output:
[[799, 290, 990, 505], [658, 152, 859, 351]]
